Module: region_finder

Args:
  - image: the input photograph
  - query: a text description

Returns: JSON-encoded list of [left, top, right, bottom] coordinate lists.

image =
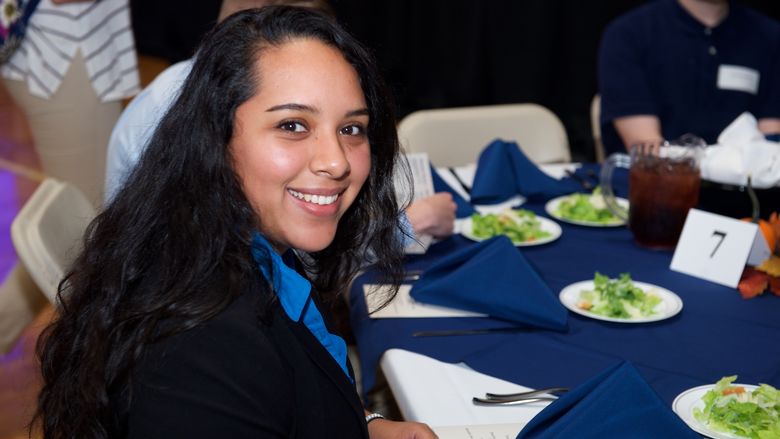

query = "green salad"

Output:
[[577, 272, 661, 319], [470, 209, 550, 244], [693, 376, 780, 439], [554, 187, 625, 224]]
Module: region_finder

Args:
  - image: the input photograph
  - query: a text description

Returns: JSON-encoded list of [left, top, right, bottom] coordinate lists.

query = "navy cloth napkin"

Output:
[[516, 361, 699, 439], [470, 139, 579, 204], [430, 165, 476, 218], [409, 236, 568, 331]]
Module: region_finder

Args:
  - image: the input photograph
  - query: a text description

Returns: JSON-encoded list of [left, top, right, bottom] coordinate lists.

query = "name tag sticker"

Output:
[[670, 209, 770, 287], [717, 65, 760, 95]]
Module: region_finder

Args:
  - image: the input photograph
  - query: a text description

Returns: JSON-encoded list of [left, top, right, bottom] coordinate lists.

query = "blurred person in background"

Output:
[[598, 0, 780, 154], [1, 0, 140, 205]]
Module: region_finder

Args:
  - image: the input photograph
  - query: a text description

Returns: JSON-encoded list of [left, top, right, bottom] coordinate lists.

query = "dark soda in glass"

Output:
[[628, 158, 700, 249]]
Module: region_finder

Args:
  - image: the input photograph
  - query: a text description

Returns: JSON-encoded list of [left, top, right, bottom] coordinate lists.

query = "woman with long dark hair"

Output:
[[35, 7, 436, 439]]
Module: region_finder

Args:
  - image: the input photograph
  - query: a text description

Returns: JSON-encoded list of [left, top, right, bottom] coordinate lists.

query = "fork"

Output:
[[484, 387, 569, 400], [472, 387, 568, 406], [472, 396, 558, 406]]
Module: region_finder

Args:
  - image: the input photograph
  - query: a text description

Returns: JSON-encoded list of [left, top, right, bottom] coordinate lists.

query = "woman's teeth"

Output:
[[288, 189, 338, 205]]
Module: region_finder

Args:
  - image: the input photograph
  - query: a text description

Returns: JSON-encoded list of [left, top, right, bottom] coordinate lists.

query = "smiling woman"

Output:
[[33, 6, 435, 439], [230, 38, 372, 254]]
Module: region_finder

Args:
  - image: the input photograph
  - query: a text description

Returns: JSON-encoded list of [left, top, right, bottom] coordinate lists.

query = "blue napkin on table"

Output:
[[409, 236, 568, 331], [470, 139, 579, 204], [516, 361, 699, 439], [430, 165, 476, 218]]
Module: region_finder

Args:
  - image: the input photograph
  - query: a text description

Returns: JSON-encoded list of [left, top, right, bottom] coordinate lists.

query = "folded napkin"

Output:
[[470, 139, 579, 204], [409, 236, 567, 331], [517, 361, 699, 439], [430, 165, 476, 218], [701, 112, 780, 188]]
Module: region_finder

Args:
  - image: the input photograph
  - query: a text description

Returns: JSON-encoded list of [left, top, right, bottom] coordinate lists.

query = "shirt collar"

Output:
[[670, 0, 735, 35], [250, 232, 311, 322]]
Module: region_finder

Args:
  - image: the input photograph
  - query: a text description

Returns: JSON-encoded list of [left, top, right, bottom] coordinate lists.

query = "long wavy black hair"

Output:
[[34, 7, 406, 439]]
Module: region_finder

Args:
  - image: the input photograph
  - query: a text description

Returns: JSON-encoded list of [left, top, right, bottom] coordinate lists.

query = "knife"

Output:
[[412, 327, 524, 337], [448, 167, 472, 195], [565, 169, 594, 190]]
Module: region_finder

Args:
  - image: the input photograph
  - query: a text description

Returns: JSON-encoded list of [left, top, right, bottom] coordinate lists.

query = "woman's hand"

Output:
[[367, 418, 438, 439]]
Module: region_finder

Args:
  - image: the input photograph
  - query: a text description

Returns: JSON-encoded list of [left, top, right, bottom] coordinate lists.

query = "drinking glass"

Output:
[[600, 135, 705, 249]]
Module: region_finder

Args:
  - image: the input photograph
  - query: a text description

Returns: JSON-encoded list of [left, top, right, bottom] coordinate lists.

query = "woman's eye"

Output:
[[340, 124, 365, 136], [278, 121, 307, 133]]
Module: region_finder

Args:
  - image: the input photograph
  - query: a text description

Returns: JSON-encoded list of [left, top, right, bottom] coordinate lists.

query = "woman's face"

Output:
[[230, 38, 371, 254]]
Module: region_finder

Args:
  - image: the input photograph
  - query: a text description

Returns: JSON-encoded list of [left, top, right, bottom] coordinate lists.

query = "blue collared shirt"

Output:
[[250, 232, 352, 382]]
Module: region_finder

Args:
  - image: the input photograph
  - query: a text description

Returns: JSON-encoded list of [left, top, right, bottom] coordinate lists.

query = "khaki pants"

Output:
[[3, 51, 123, 206]]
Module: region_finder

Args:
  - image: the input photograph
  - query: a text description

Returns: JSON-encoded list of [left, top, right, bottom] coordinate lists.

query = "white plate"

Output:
[[558, 280, 683, 323], [460, 214, 561, 247], [672, 384, 759, 439], [544, 194, 628, 227]]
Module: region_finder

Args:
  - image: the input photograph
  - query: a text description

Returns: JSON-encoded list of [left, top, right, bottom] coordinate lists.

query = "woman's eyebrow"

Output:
[[266, 103, 318, 113], [266, 103, 369, 119], [345, 108, 369, 118]]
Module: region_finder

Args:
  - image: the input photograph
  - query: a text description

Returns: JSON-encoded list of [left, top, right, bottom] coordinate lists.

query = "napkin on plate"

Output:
[[409, 236, 568, 331], [701, 112, 780, 189], [470, 139, 579, 204], [431, 165, 476, 218], [516, 361, 699, 439]]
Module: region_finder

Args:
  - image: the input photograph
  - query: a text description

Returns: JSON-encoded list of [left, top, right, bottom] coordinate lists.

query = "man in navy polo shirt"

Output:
[[598, 0, 780, 155]]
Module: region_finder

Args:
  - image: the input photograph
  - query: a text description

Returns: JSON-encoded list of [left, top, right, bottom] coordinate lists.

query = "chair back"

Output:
[[397, 103, 570, 167], [11, 179, 96, 303]]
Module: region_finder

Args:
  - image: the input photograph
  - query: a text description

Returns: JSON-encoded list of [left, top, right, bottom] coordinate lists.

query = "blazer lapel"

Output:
[[287, 319, 366, 421]]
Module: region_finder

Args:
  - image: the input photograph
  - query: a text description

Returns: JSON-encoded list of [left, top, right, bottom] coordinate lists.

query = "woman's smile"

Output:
[[287, 188, 341, 206]]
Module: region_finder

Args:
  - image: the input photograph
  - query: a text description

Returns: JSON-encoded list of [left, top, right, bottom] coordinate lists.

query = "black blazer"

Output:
[[124, 290, 368, 438]]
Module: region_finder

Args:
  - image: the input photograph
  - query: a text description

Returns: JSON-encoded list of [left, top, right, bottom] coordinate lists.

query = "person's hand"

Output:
[[367, 418, 438, 439], [405, 193, 456, 239]]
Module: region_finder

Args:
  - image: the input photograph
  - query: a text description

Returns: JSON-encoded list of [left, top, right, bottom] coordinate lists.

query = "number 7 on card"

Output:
[[670, 209, 771, 287]]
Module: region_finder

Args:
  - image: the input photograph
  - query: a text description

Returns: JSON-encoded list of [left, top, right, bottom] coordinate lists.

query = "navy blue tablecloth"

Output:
[[348, 170, 780, 406]]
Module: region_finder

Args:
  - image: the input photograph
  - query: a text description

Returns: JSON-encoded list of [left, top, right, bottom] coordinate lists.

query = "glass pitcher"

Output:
[[600, 135, 705, 249]]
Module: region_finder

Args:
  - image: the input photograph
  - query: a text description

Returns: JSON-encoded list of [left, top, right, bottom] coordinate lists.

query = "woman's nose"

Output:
[[310, 133, 350, 178]]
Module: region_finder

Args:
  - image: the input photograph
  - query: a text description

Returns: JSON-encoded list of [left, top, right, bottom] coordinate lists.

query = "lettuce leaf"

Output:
[[693, 376, 780, 438], [578, 272, 661, 319]]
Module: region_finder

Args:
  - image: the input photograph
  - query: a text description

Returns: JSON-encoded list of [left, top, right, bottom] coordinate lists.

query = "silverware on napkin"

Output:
[[472, 387, 568, 406]]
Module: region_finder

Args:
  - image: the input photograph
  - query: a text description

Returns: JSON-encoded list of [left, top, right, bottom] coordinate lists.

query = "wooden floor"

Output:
[[0, 308, 53, 439]]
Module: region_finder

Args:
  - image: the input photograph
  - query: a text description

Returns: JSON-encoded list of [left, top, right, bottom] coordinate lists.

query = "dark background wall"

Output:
[[130, 0, 780, 161]]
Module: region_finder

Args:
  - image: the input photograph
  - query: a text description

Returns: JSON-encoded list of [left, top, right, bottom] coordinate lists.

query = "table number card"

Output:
[[671, 209, 771, 287]]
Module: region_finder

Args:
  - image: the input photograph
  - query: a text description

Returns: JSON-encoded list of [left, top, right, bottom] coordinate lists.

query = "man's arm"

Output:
[[404, 193, 456, 239], [613, 115, 664, 151]]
